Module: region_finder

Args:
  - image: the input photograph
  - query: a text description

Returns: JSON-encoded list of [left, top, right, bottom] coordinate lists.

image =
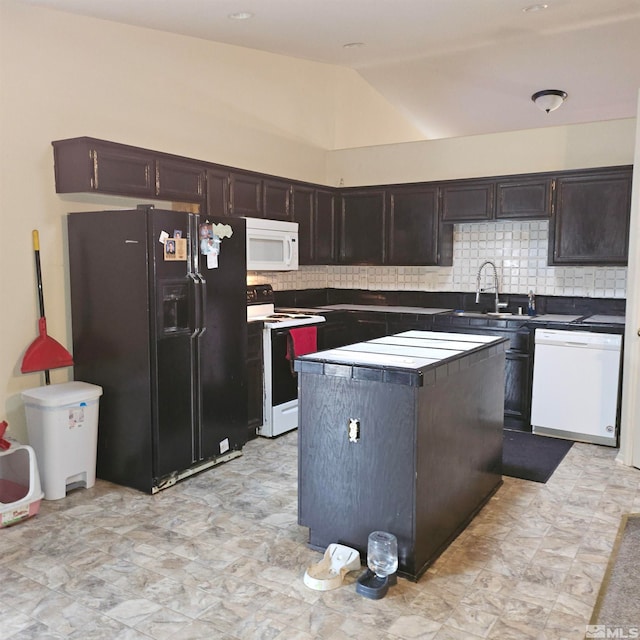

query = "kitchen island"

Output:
[[295, 330, 509, 581]]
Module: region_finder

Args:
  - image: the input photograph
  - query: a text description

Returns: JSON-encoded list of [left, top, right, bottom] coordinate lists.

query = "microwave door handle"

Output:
[[286, 237, 293, 266]]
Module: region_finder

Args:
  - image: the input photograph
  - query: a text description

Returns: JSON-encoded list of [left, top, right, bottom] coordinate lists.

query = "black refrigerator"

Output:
[[67, 205, 247, 493]]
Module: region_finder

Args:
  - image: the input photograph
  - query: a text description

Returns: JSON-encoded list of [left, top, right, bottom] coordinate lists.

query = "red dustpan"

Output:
[[21, 230, 73, 384]]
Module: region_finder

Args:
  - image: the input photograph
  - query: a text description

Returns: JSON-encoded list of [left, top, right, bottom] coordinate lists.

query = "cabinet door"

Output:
[[156, 158, 206, 203], [340, 190, 385, 264], [318, 313, 350, 350], [440, 180, 495, 222], [550, 167, 632, 265], [430, 320, 533, 431], [504, 352, 532, 430], [92, 146, 155, 197], [52, 138, 155, 197], [230, 173, 263, 218], [246, 323, 263, 440], [349, 312, 388, 343], [206, 168, 230, 217], [315, 189, 338, 264], [263, 178, 292, 221], [292, 185, 314, 264], [496, 176, 552, 219], [386, 186, 439, 265]]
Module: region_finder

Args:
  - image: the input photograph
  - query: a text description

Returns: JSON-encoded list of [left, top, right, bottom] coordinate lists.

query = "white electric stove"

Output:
[[247, 285, 325, 437]]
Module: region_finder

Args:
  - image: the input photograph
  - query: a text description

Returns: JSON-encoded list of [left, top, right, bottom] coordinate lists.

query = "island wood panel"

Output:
[[297, 339, 505, 580], [298, 376, 416, 569]]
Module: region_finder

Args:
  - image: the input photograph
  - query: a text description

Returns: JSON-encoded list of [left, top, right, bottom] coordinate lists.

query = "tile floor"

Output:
[[2, 432, 639, 639]]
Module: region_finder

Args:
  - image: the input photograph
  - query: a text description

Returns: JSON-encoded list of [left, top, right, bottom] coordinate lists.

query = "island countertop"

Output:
[[295, 330, 509, 386]]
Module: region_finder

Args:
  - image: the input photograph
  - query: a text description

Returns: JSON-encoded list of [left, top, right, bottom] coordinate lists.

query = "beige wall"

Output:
[[0, 1, 422, 442], [619, 90, 640, 467], [0, 0, 637, 445], [326, 118, 636, 187]]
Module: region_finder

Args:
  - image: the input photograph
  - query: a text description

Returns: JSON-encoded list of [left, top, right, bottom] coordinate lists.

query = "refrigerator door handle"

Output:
[[196, 272, 207, 337], [189, 272, 201, 338]]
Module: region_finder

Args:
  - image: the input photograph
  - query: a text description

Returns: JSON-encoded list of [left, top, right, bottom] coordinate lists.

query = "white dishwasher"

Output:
[[530, 329, 622, 446]]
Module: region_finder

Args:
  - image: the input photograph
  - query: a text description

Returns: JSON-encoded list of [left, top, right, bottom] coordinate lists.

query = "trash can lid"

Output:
[[21, 381, 103, 407]]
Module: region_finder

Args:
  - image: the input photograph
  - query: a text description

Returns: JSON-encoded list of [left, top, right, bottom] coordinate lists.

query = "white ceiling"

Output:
[[21, 0, 640, 140]]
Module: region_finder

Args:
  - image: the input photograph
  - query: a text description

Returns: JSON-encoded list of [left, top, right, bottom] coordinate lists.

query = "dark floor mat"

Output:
[[502, 430, 573, 483]]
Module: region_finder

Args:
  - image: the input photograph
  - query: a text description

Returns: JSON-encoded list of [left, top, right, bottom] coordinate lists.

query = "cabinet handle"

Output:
[[90, 149, 98, 190]]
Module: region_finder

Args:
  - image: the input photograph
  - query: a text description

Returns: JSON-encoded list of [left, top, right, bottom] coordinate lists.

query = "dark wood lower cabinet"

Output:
[[318, 311, 531, 430], [429, 318, 533, 430], [317, 312, 350, 350], [349, 312, 389, 343], [503, 351, 532, 430], [247, 322, 263, 440]]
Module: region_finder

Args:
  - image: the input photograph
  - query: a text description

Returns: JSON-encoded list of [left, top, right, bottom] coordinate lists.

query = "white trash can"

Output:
[[22, 381, 103, 500]]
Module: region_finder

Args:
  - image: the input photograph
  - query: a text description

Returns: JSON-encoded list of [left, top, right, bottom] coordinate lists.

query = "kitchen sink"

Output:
[[452, 311, 524, 319], [486, 312, 519, 318]]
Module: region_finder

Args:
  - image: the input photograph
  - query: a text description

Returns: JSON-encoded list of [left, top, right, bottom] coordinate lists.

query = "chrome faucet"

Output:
[[475, 260, 505, 313]]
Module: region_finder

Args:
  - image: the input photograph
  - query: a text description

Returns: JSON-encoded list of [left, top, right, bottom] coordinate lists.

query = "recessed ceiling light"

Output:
[[522, 3, 549, 12], [343, 42, 365, 49], [228, 11, 254, 20]]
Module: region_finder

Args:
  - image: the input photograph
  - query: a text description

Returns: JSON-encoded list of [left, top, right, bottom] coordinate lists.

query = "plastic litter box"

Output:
[[0, 423, 44, 527]]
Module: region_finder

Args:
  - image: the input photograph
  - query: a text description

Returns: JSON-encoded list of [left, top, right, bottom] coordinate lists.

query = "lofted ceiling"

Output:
[[19, 0, 640, 140]]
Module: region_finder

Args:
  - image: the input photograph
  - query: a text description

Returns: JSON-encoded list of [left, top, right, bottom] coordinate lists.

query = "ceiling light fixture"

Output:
[[531, 89, 567, 113], [228, 11, 254, 20], [522, 4, 549, 13]]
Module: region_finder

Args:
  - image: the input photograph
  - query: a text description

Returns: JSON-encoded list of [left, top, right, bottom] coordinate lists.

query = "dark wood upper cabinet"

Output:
[[52, 137, 206, 202], [496, 176, 553, 220], [155, 158, 206, 203], [52, 137, 633, 267], [340, 190, 386, 264], [292, 185, 314, 263], [386, 186, 450, 266], [263, 178, 292, 221], [53, 138, 155, 197], [315, 189, 338, 264], [93, 147, 155, 197], [440, 180, 495, 222], [206, 168, 230, 217], [230, 173, 262, 218], [549, 166, 632, 266]]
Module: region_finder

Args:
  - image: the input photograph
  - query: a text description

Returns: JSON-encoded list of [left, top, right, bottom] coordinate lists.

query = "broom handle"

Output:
[[33, 230, 46, 319], [32, 230, 50, 384]]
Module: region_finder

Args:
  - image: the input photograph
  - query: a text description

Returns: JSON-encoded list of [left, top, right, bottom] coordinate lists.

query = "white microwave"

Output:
[[245, 217, 299, 271]]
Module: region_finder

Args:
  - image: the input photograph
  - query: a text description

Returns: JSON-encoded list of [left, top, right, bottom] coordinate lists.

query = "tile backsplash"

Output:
[[249, 220, 627, 299]]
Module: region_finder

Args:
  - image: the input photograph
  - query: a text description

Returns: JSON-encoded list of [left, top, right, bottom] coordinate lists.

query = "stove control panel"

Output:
[[247, 284, 274, 306]]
